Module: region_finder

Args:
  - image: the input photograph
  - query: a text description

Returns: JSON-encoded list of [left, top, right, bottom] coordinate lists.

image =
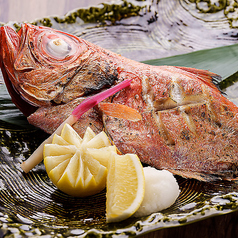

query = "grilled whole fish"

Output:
[[1, 24, 238, 181]]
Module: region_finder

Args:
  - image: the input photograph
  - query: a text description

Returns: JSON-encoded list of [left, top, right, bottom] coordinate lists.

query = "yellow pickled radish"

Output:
[[43, 124, 112, 197], [106, 153, 145, 223]]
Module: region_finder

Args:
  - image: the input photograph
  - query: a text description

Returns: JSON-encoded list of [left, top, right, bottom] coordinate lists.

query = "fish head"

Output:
[[0, 23, 93, 116]]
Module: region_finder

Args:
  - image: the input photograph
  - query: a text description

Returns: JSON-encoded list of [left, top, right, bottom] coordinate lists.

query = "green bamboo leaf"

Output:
[[142, 44, 238, 83]]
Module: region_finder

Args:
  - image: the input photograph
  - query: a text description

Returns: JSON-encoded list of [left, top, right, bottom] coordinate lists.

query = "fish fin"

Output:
[[99, 103, 142, 122], [168, 169, 221, 182], [175, 66, 222, 93]]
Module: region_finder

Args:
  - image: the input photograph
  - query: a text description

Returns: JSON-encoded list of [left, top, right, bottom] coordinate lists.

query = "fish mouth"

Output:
[[0, 25, 38, 116], [1, 24, 119, 116]]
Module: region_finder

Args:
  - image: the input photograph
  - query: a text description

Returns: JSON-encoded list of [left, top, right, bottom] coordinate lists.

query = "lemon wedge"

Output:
[[60, 123, 82, 147], [52, 134, 69, 145], [106, 153, 145, 223], [44, 123, 146, 221], [43, 124, 110, 197], [86, 146, 117, 168]]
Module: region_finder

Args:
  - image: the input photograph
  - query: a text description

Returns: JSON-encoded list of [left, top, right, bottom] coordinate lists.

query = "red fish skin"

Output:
[[1, 24, 238, 181], [103, 68, 238, 181], [28, 98, 104, 136]]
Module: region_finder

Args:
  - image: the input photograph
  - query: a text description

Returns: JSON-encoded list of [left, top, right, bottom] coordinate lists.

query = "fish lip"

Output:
[[0, 58, 38, 117], [0, 25, 38, 117]]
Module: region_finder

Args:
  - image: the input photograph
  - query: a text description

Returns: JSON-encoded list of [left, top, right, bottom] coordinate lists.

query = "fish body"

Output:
[[1, 24, 238, 181]]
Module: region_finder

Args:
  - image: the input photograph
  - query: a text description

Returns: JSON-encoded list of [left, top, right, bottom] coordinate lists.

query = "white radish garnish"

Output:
[[134, 167, 180, 217]]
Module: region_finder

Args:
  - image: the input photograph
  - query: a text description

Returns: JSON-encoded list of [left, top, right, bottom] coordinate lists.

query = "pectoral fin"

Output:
[[99, 103, 142, 122]]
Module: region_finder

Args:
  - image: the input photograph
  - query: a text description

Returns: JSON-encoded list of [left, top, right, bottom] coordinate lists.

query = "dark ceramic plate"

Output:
[[1, 0, 238, 237]]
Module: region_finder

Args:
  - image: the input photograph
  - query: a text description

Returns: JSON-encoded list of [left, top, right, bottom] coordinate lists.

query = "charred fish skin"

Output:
[[1, 24, 238, 182], [104, 66, 238, 182]]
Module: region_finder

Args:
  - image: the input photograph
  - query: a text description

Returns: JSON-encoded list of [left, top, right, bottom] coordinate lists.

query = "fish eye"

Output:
[[46, 38, 72, 58], [37, 32, 78, 60], [31, 29, 87, 64]]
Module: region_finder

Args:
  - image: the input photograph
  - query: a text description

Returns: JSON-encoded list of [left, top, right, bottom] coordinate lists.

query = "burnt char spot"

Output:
[[180, 130, 190, 141], [215, 121, 222, 128], [223, 105, 228, 111], [61, 55, 119, 102], [83, 71, 118, 95], [85, 62, 118, 94], [209, 130, 216, 136], [226, 111, 234, 118], [83, 60, 119, 95], [201, 112, 205, 118]]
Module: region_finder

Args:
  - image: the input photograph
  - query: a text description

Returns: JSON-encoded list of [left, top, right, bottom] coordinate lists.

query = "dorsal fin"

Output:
[[175, 66, 222, 93]]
